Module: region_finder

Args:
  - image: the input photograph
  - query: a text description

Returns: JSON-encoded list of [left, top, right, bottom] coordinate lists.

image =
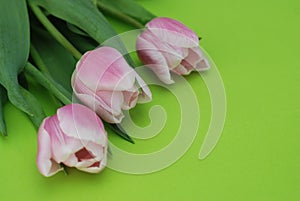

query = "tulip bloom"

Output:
[[136, 17, 210, 84], [72, 46, 151, 123], [37, 104, 107, 177]]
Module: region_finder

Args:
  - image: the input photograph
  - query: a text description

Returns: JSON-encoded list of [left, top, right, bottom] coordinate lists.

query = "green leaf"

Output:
[[51, 18, 98, 53], [0, 86, 7, 136], [24, 63, 72, 106], [105, 123, 135, 144], [28, 0, 134, 66], [30, 27, 76, 93], [0, 0, 33, 115], [20, 87, 45, 128], [97, 0, 155, 26], [66, 22, 89, 37], [28, 0, 112, 42]]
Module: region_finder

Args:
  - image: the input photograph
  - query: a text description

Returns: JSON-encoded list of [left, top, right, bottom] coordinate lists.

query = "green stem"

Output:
[[24, 63, 72, 105], [29, 4, 82, 60], [60, 163, 69, 175], [30, 44, 63, 107], [30, 44, 50, 75], [97, 1, 144, 29]]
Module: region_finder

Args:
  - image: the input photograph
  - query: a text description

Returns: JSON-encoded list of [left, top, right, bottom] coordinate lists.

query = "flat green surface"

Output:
[[1, 0, 300, 200]]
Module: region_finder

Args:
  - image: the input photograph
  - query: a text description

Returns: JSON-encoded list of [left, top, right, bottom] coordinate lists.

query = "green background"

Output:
[[1, 0, 300, 200]]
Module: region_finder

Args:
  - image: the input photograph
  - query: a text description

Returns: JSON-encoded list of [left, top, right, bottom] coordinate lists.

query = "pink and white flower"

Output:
[[37, 104, 107, 177], [137, 17, 210, 84], [72, 46, 152, 123]]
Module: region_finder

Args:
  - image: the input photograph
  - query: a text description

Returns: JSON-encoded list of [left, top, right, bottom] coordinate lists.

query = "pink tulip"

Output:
[[136, 17, 210, 84], [37, 104, 107, 177], [72, 46, 152, 123]]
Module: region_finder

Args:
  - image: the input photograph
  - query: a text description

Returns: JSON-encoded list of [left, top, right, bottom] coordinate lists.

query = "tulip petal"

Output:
[[139, 30, 187, 68], [75, 47, 136, 91], [100, 63, 136, 92], [181, 47, 210, 72], [37, 118, 63, 177], [62, 139, 105, 168], [99, 91, 123, 113], [122, 90, 139, 110], [166, 46, 189, 69], [184, 48, 202, 67], [172, 64, 190, 75], [72, 75, 114, 113], [190, 47, 210, 71], [137, 35, 174, 84], [77, 163, 104, 173], [135, 73, 152, 103], [195, 58, 210, 71], [85, 142, 106, 162], [96, 106, 124, 123], [63, 153, 78, 167], [57, 104, 107, 146], [73, 92, 123, 123], [146, 17, 199, 48], [76, 145, 106, 173], [76, 158, 99, 169], [46, 116, 82, 163], [96, 90, 124, 116], [74, 143, 105, 170]]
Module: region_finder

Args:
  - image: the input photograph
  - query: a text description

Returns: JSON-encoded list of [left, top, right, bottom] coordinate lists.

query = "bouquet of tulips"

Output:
[[0, 0, 210, 177]]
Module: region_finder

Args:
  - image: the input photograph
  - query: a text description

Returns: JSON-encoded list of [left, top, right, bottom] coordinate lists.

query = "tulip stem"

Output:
[[30, 44, 51, 75], [24, 63, 72, 105], [29, 4, 83, 60], [30, 44, 64, 107], [61, 163, 69, 175], [96, 1, 144, 29]]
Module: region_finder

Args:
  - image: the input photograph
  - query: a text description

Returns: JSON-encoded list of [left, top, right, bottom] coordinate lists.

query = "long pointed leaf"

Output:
[[0, 0, 32, 115], [28, 0, 134, 66], [24, 63, 72, 106], [97, 0, 155, 25], [21, 87, 45, 128], [31, 27, 76, 92], [51, 18, 98, 53], [0, 86, 7, 136], [104, 122, 135, 144]]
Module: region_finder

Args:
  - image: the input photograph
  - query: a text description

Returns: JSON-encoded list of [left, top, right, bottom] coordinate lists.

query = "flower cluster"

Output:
[[0, 0, 210, 177]]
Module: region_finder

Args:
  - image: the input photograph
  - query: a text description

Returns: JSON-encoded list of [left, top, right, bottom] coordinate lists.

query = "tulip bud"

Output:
[[136, 17, 210, 84], [72, 46, 152, 123], [37, 104, 107, 177]]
